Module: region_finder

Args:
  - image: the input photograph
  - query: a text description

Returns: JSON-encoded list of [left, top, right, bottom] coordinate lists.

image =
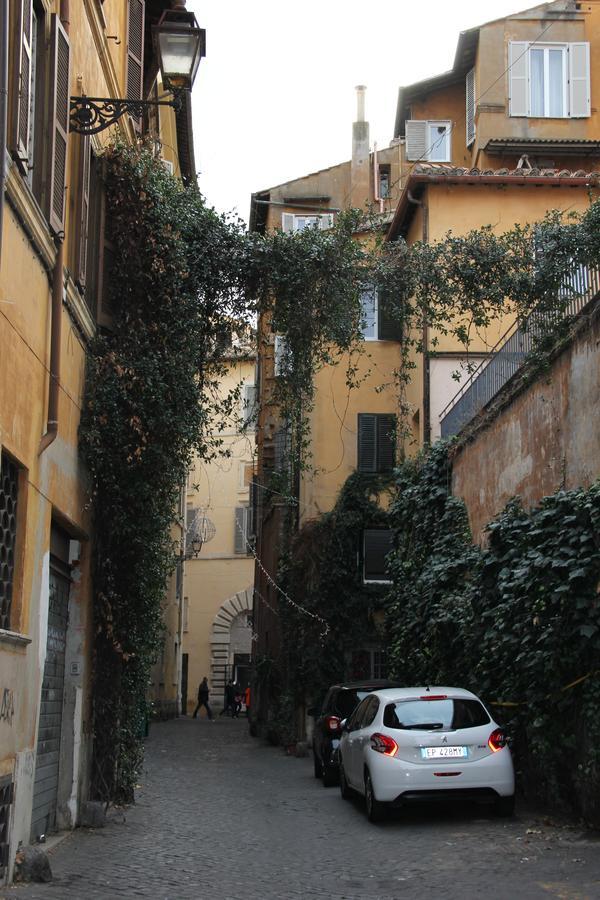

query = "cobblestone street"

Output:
[[3, 717, 600, 900]]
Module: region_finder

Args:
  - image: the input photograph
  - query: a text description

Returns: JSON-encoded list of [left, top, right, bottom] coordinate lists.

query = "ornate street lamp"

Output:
[[69, 1, 205, 135]]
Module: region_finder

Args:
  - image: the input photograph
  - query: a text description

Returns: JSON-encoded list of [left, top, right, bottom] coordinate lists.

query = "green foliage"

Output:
[[386, 444, 600, 820], [80, 144, 251, 801], [273, 472, 393, 730]]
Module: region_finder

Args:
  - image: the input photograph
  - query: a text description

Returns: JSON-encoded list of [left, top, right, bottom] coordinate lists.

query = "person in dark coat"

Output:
[[220, 680, 236, 716], [193, 676, 213, 720]]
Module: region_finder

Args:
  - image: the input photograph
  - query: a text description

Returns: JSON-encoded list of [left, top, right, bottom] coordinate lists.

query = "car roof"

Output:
[[371, 686, 482, 701]]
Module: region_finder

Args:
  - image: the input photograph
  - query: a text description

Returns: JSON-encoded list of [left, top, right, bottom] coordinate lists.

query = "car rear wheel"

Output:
[[365, 771, 386, 823], [495, 795, 515, 817], [313, 749, 323, 779], [339, 761, 352, 800]]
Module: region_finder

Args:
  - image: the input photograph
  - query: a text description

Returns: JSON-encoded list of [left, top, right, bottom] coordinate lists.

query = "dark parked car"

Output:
[[309, 680, 400, 786]]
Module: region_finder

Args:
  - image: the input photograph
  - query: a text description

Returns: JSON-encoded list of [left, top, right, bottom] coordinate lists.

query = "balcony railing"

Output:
[[439, 266, 600, 438]]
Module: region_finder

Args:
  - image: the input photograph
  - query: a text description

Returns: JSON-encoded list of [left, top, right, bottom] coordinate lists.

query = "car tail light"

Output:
[[370, 733, 398, 757], [324, 715, 341, 733], [419, 695, 447, 700], [488, 728, 507, 752]]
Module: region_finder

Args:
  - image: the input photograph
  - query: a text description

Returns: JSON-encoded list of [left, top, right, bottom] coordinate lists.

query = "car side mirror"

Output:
[[340, 718, 348, 732]]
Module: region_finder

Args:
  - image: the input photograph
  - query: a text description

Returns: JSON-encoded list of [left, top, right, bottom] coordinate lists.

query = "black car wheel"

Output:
[[495, 794, 515, 817], [322, 763, 338, 787], [313, 749, 323, 779], [339, 761, 352, 800], [365, 771, 386, 823]]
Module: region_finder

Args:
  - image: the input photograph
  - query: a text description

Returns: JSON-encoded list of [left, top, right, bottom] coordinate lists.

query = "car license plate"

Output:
[[421, 746, 468, 759]]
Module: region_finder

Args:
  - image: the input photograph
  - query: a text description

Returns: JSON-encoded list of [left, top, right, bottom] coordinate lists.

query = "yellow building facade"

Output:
[[249, 0, 600, 731], [0, 0, 195, 880], [182, 353, 256, 715]]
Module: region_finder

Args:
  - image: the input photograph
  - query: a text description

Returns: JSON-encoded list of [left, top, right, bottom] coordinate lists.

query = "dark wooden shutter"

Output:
[[76, 137, 91, 288], [378, 289, 402, 341], [377, 415, 396, 473], [48, 14, 70, 234], [357, 414, 377, 472], [126, 0, 145, 131], [96, 172, 116, 329], [363, 529, 393, 582], [10, 0, 33, 167]]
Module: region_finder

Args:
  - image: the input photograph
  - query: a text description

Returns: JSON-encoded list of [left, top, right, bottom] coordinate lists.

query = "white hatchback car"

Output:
[[338, 686, 515, 822]]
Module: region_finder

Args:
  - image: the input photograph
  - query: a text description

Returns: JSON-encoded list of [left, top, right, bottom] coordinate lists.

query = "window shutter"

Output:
[[405, 120, 427, 161], [378, 289, 402, 341], [274, 335, 288, 376], [466, 68, 476, 146], [241, 383, 257, 426], [10, 0, 33, 166], [126, 0, 145, 130], [363, 529, 393, 582], [96, 180, 116, 329], [508, 42, 529, 117], [357, 414, 377, 472], [377, 415, 396, 473], [281, 213, 294, 233], [76, 137, 91, 288], [234, 507, 248, 554], [569, 42, 590, 118], [318, 214, 334, 230], [48, 14, 71, 234]]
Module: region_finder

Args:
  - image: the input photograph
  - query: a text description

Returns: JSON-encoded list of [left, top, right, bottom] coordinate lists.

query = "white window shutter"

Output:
[[509, 42, 529, 117], [405, 120, 428, 161], [318, 214, 334, 230], [466, 68, 476, 146], [281, 213, 294, 233], [274, 335, 287, 376], [569, 42, 590, 117]]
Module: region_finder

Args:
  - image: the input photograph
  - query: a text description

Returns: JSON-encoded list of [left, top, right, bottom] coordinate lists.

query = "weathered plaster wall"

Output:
[[452, 302, 600, 543]]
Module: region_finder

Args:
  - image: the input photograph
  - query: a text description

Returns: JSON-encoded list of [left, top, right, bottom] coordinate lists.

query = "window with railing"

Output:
[[0, 452, 20, 631]]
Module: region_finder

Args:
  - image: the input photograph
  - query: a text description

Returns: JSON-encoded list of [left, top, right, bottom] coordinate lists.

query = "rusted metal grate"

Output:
[[0, 453, 19, 631], [0, 777, 14, 881]]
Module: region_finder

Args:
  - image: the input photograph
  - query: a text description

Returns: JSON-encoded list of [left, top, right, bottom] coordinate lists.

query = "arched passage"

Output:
[[210, 586, 253, 709]]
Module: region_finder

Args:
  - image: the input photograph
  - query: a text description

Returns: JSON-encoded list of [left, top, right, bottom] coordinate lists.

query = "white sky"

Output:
[[187, 0, 524, 223]]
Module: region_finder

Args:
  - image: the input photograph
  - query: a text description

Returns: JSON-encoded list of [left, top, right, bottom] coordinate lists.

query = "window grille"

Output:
[[0, 777, 14, 881], [0, 453, 19, 630]]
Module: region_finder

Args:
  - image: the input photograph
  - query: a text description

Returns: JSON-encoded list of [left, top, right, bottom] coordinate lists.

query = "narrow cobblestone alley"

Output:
[[3, 717, 600, 900]]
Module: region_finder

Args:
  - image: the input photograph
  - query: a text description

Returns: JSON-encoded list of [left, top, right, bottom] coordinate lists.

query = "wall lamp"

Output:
[[69, 1, 205, 135]]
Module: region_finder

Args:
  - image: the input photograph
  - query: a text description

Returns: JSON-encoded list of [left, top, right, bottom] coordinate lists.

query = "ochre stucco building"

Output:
[[0, 0, 196, 881]]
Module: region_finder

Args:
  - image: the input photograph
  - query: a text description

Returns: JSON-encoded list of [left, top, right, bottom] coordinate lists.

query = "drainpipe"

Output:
[[407, 189, 431, 446], [0, 0, 9, 268], [39, 0, 69, 455]]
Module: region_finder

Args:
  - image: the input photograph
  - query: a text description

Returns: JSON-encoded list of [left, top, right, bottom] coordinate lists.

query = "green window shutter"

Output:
[[76, 136, 91, 288], [10, 0, 33, 167], [377, 415, 396, 473], [378, 289, 402, 341], [126, 0, 145, 130], [357, 414, 377, 472], [48, 13, 71, 234], [363, 529, 393, 583]]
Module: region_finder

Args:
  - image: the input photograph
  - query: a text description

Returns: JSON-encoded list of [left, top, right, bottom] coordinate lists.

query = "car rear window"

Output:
[[383, 698, 490, 730], [334, 690, 370, 719]]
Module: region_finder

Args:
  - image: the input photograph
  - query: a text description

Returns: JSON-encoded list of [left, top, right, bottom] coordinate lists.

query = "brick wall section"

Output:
[[451, 299, 600, 544]]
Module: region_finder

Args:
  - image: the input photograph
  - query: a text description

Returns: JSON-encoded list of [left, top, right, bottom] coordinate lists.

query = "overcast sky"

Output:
[[187, 0, 524, 223]]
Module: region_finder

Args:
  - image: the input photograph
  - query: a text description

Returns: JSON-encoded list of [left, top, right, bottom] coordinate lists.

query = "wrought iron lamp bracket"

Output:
[[69, 94, 183, 135]]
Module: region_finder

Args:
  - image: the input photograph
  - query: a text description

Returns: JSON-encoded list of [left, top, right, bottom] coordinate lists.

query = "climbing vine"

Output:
[[386, 444, 600, 822]]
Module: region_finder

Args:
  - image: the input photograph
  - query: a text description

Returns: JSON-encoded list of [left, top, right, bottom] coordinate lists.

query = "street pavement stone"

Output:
[[3, 716, 600, 899]]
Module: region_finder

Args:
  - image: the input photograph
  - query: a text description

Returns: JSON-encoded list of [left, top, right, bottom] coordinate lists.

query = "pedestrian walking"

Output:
[[193, 676, 213, 720], [220, 680, 236, 717], [244, 685, 251, 717]]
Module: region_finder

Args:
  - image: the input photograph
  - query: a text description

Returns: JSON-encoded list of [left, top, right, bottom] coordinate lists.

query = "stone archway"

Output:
[[210, 586, 253, 709]]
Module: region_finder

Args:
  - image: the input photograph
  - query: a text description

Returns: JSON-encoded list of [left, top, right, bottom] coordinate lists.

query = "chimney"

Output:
[[351, 85, 370, 209]]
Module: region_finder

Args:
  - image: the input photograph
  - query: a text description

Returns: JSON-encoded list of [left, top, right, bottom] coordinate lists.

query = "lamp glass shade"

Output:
[[191, 536, 202, 556], [157, 27, 202, 90]]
